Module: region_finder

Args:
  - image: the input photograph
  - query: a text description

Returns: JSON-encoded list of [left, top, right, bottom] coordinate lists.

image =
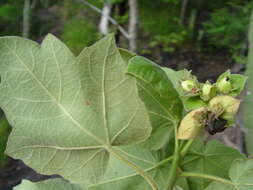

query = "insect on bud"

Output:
[[177, 107, 207, 140], [217, 76, 232, 94], [209, 95, 240, 122], [201, 81, 216, 101], [181, 80, 198, 93]]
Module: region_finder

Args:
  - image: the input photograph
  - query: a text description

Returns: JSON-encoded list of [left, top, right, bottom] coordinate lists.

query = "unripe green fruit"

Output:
[[209, 95, 240, 122], [201, 81, 216, 101], [217, 77, 232, 94], [181, 80, 198, 93]]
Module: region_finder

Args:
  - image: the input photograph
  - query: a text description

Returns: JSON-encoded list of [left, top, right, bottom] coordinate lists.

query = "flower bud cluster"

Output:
[[177, 70, 244, 140], [180, 71, 234, 101]]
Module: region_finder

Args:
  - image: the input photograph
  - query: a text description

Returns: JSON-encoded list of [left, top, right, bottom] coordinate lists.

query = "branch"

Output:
[[23, 0, 31, 38], [76, 0, 130, 39], [128, 0, 138, 52], [99, 0, 112, 35]]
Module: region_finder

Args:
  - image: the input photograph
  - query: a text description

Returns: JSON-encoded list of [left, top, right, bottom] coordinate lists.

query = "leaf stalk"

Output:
[[179, 172, 235, 187], [166, 124, 180, 190], [108, 147, 159, 190]]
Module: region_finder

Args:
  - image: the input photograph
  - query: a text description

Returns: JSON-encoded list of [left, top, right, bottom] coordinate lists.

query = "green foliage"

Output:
[[139, 0, 189, 53], [0, 4, 19, 22], [202, 2, 253, 63], [0, 34, 250, 190], [0, 117, 11, 165], [204, 159, 253, 190], [181, 140, 244, 190], [0, 1, 23, 36], [61, 18, 99, 54]]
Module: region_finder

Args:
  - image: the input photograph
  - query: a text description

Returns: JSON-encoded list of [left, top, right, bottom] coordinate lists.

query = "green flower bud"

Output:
[[217, 76, 232, 94], [181, 80, 198, 94], [201, 81, 216, 101], [209, 95, 240, 122], [177, 107, 207, 140]]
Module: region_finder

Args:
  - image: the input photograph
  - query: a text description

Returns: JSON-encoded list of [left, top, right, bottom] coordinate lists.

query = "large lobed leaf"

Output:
[[181, 140, 244, 190], [126, 56, 183, 150], [14, 145, 174, 190], [0, 34, 152, 184]]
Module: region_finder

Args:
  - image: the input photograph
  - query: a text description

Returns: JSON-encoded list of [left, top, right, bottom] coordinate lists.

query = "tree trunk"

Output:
[[243, 8, 253, 154], [128, 0, 138, 52], [180, 0, 189, 25], [99, 0, 112, 35], [23, 0, 31, 38]]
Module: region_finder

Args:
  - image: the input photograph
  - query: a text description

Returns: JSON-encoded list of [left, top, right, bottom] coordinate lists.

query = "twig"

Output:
[[31, 0, 37, 9], [76, 0, 130, 39]]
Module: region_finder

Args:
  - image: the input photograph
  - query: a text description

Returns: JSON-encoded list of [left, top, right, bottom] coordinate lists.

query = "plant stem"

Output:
[[155, 155, 174, 168], [166, 125, 180, 190], [108, 147, 159, 190], [179, 172, 235, 187], [181, 139, 194, 157]]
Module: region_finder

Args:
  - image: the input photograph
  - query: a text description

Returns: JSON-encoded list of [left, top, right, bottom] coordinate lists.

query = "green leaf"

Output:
[[14, 179, 85, 190], [184, 97, 207, 111], [118, 48, 136, 62], [0, 34, 152, 184], [88, 145, 170, 190], [205, 159, 253, 190], [181, 140, 245, 190], [230, 74, 248, 96], [126, 56, 183, 150], [204, 182, 233, 190], [119, 50, 174, 149], [15, 145, 174, 190]]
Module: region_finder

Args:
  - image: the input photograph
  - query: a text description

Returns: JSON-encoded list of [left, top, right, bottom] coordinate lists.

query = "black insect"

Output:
[[205, 112, 227, 135]]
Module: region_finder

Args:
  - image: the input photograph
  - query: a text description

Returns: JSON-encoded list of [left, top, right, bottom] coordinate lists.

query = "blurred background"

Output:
[[0, 0, 253, 189]]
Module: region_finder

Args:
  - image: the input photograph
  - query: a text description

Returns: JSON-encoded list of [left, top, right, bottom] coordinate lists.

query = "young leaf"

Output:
[[14, 179, 85, 190], [0, 34, 152, 184], [205, 159, 253, 190], [181, 140, 245, 190], [126, 56, 183, 150]]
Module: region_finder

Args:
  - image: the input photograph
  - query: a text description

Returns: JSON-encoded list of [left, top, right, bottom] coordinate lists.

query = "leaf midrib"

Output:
[[101, 39, 111, 144]]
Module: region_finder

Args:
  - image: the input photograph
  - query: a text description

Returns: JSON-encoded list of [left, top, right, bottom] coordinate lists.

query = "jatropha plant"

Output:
[[0, 34, 251, 190]]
